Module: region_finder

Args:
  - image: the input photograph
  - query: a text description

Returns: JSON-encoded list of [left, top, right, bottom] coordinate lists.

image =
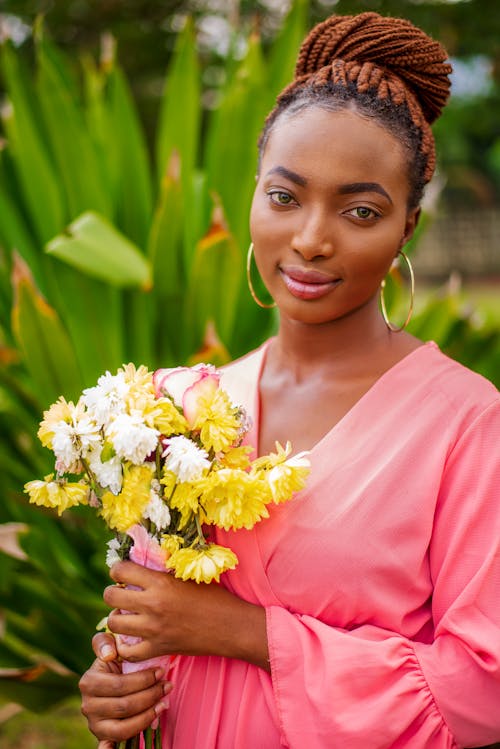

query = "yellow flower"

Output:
[[160, 534, 185, 556], [37, 396, 77, 448], [119, 363, 157, 413], [24, 475, 89, 515], [120, 363, 153, 389], [217, 445, 253, 470], [251, 440, 293, 471], [262, 453, 310, 504], [161, 469, 177, 498], [147, 397, 188, 436], [200, 469, 270, 530], [168, 481, 203, 528], [100, 463, 153, 532], [193, 388, 241, 453], [168, 543, 238, 583]]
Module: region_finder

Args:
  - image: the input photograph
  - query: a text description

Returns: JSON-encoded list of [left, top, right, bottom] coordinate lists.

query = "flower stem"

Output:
[[155, 726, 163, 749], [194, 512, 207, 547], [144, 725, 153, 748], [155, 445, 162, 482]]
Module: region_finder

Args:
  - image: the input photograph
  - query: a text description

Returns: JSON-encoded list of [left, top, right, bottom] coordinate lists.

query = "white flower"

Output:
[[51, 407, 101, 473], [143, 480, 171, 530], [107, 412, 160, 465], [162, 435, 211, 482], [88, 446, 123, 495], [82, 371, 129, 428], [105, 537, 121, 568]]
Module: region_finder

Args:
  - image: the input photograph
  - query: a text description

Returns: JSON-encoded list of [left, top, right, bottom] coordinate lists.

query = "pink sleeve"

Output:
[[266, 401, 500, 749]]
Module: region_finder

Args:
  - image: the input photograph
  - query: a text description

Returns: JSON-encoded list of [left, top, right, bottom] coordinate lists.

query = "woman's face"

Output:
[[250, 107, 419, 326]]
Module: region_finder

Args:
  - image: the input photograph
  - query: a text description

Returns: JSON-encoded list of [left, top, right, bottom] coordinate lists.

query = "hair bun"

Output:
[[295, 11, 452, 124]]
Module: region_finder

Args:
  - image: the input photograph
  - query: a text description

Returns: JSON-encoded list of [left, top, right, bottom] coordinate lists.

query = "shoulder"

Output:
[[219, 339, 271, 407], [417, 342, 498, 419], [425, 342, 500, 405]]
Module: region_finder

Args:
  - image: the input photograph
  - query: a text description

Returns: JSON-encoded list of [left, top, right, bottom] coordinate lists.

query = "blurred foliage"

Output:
[[1, 0, 500, 206], [0, 0, 305, 711], [0, 0, 498, 721]]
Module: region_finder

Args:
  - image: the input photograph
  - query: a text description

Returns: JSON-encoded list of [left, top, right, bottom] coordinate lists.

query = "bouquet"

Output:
[[24, 362, 310, 748]]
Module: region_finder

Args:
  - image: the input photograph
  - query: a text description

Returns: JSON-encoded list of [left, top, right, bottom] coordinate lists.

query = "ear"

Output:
[[400, 207, 421, 248]]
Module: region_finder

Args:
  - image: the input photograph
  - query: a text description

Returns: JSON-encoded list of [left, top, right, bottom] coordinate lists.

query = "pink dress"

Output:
[[162, 340, 500, 748]]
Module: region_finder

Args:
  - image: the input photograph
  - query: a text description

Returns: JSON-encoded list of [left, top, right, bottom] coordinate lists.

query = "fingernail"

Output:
[[163, 681, 173, 695], [154, 667, 164, 680], [154, 699, 169, 715], [100, 645, 115, 661]]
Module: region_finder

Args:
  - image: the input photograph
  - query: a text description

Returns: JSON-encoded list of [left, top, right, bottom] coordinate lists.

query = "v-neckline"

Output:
[[251, 339, 437, 458]]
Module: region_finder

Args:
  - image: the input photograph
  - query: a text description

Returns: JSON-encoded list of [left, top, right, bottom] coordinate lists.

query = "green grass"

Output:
[[0, 698, 96, 748]]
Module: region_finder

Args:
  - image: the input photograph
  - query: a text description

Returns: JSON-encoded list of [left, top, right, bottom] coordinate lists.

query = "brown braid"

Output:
[[258, 12, 452, 208]]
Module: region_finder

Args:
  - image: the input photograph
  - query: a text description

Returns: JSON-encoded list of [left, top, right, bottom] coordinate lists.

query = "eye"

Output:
[[345, 206, 380, 220], [267, 190, 297, 206]]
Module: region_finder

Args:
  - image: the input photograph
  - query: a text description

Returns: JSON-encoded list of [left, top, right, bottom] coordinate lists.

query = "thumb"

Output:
[[92, 632, 118, 662], [98, 742, 116, 749]]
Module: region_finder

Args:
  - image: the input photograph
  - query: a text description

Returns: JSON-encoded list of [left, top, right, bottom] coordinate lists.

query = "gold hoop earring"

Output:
[[246, 243, 276, 309], [380, 250, 415, 332]]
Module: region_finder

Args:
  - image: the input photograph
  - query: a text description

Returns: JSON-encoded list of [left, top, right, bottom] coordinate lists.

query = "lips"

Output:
[[279, 265, 341, 301]]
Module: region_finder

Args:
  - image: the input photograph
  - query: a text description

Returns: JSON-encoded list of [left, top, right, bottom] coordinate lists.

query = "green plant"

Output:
[[0, 1, 308, 710]]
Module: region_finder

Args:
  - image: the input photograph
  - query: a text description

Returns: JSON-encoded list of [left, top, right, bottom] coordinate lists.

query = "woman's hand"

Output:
[[105, 561, 270, 672], [79, 632, 171, 744]]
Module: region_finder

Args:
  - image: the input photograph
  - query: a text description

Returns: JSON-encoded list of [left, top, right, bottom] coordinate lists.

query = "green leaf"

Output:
[[35, 35, 111, 219], [204, 34, 267, 249], [267, 0, 308, 106], [11, 253, 83, 406], [46, 211, 152, 289], [0, 42, 65, 243], [148, 155, 184, 363], [106, 63, 153, 247], [156, 19, 201, 194], [185, 207, 242, 352], [0, 152, 41, 281]]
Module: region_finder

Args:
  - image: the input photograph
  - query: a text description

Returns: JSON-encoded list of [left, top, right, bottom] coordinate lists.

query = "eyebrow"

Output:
[[338, 182, 393, 204], [265, 166, 307, 187]]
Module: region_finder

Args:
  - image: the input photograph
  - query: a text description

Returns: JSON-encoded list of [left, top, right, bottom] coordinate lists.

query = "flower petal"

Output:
[[153, 367, 201, 404], [182, 374, 220, 427]]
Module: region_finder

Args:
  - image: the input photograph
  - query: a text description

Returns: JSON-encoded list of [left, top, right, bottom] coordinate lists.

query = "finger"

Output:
[[115, 638, 155, 663], [108, 610, 147, 639], [103, 584, 145, 611], [92, 632, 118, 662], [80, 663, 164, 698], [83, 678, 169, 721], [98, 741, 116, 749], [110, 560, 158, 586], [93, 698, 169, 744]]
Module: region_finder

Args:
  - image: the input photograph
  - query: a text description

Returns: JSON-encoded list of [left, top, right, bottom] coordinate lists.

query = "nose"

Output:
[[290, 208, 334, 261]]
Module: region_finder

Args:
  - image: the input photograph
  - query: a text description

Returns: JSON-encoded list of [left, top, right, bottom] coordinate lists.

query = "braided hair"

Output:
[[258, 12, 452, 209]]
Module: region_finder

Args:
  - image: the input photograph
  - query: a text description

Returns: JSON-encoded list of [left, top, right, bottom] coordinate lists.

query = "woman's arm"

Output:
[[104, 562, 270, 672], [264, 401, 500, 749]]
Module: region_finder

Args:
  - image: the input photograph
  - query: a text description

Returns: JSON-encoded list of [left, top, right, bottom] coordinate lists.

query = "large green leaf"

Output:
[[35, 35, 111, 219], [266, 0, 308, 106], [106, 63, 154, 247], [156, 19, 201, 193], [204, 34, 268, 249], [46, 211, 152, 289], [0, 43, 65, 243], [11, 254, 83, 406], [185, 206, 242, 352]]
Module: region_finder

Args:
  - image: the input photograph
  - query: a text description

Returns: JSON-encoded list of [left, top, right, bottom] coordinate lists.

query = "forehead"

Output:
[[262, 107, 408, 190]]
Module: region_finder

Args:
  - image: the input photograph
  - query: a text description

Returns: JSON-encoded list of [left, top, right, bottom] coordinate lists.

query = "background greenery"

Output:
[[0, 0, 498, 744]]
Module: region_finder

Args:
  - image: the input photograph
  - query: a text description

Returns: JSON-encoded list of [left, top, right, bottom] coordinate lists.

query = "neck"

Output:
[[270, 300, 394, 380]]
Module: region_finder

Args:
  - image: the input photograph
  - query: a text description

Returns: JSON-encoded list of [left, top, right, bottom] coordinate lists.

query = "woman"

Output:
[[79, 12, 500, 748]]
